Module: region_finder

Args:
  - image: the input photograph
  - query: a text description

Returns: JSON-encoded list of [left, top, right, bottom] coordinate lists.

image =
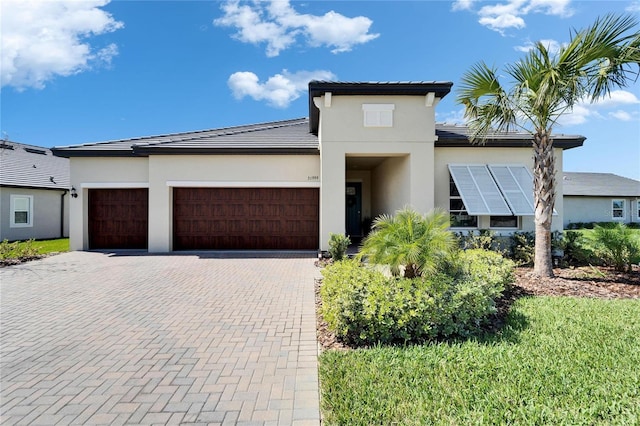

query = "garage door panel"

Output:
[[173, 187, 318, 250], [89, 189, 148, 250]]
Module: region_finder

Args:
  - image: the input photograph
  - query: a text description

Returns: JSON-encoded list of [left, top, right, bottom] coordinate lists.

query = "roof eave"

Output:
[[134, 147, 320, 155], [51, 148, 143, 158], [435, 137, 585, 150]]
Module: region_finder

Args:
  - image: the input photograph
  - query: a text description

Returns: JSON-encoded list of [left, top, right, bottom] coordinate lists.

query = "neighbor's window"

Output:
[[449, 174, 477, 228], [490, 215, 518, 228], [362, 104, 394, 127], [637, 200, 640, 220], [612, 199, 625, 219], [10, 195, 33, 227]]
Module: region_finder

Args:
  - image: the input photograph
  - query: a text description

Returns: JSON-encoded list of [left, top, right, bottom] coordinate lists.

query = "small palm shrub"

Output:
[[0, 239, 39, 261], [356, 208, 455, 278], [328, 233, 351, 261], [560, 231, 595, 266], [320, 250, 514, 345], [592, 223, 640, 272]]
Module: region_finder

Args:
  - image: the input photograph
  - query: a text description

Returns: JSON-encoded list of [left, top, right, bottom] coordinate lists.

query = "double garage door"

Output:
[[173, 187, 319, 250], [88, 187, 319, 250]]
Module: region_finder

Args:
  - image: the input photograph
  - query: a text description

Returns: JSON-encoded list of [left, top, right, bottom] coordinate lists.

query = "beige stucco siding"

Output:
[[68, 157, 149, 250], [316, 94, 438, 249], [148, 155, 320, 252], [435, 146, 565, 233]]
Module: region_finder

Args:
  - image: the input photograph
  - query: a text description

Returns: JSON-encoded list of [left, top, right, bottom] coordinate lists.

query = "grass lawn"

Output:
[[30, 238, 70, 254], [0, 238, 69, 261], [319, 296, 640, 425]]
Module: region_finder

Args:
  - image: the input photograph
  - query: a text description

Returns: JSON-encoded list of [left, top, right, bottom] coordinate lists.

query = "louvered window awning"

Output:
[[448, 164, 535, 216]]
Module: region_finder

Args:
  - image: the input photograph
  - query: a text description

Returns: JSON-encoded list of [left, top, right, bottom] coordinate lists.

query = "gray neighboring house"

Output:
[[0, 141, 70, 241], [562, 172, 640, 228]]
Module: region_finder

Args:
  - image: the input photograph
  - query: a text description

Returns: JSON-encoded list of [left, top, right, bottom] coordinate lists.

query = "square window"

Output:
[[10, 195, 33, 228]]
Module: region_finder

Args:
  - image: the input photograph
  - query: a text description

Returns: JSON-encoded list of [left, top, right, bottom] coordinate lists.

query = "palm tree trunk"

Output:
[[532, 130, 555, 277]]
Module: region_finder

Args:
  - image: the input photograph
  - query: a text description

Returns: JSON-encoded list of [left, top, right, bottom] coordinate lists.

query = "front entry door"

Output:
[[345, 182, 362, 238]]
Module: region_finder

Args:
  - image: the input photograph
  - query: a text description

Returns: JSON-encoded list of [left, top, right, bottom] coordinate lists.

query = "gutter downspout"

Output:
[[60, 189, 68, 238]]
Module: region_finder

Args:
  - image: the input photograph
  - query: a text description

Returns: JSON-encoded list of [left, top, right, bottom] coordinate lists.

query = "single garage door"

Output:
[[173, 187, 319, 250], [88, 188, 149, 250]]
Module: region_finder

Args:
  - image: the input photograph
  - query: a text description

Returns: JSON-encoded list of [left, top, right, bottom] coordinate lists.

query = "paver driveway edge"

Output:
[[1, 251, 322, 425]]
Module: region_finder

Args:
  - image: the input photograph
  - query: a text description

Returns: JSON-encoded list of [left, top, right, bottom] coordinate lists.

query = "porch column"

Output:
[[320, 147, 346, 251]]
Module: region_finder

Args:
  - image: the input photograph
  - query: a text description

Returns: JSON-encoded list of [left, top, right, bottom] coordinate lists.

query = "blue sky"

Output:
[[2, 0, 639, 179]]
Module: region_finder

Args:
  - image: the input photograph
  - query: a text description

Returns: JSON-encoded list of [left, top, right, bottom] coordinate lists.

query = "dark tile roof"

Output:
[[562, 172, 640, 197], [52, 117, 586, 158], [0, 141, 70, 190], [52, 118, 318, 157], [435, 123, 585, 149]]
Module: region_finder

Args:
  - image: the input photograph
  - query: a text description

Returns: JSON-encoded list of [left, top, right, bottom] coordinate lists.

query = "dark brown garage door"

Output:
[[173, 187, 319, 250], [88, 189, 148, 250]]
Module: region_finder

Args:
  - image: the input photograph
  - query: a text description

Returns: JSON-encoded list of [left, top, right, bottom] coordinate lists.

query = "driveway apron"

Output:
[[1, 251, 321, 425]]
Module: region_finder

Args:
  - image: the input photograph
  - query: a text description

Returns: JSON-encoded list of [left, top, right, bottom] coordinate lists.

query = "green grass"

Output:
[[0, 238, 69, 261], [319, 297, 640, 425], [30, 238, 70, 254]]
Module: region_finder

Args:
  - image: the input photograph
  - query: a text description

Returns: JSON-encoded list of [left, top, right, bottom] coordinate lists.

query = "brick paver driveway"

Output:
[[1, 251, 321, 425]]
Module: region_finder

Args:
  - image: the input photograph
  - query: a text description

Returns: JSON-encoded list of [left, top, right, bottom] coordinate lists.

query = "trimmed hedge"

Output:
[[320, 250, 514, 346]]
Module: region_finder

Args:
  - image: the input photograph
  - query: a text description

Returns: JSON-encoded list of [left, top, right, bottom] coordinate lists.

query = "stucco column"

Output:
[[148, 158, 171, 252], [320, 145, 345, 250], [409, 141, 435, 213]]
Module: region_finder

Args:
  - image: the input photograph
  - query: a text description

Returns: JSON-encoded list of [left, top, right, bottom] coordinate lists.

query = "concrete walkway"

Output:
[[1, 251, 322, 425]]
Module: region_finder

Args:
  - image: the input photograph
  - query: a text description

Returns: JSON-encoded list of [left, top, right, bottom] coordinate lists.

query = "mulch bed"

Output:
[[315, 265, 640, 351]]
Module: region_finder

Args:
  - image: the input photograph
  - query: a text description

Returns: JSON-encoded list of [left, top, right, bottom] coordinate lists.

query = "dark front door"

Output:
[[173, 187, 319, 250], [345, 182, 362, 238], [88, 188, 149, 250]]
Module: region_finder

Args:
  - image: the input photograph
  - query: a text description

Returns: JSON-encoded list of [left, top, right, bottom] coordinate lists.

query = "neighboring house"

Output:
[[563, 172, 640, 228], [52, 81, 584, 252], [0, 141, 70, 241]]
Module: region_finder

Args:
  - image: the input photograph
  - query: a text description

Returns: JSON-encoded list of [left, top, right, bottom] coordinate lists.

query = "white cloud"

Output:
[[451, 0, 477, 12], [627, 1, 640, 12], [457, 0, 573, 34], [558, 90, 640, 127], [515, 39, 563, 54], [214, 0, 379, 57], [1, 0, 123, 90], [609, 110, 633, 121], [228, 69, 337, 108]]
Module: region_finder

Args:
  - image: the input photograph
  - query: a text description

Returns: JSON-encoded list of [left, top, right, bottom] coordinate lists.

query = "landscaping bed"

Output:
[[316, 265, 640, 351]]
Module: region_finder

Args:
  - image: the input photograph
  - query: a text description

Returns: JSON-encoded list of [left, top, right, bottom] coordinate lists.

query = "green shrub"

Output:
[[328, 233, 351, 261], [560, 230, 595, 266], [592, 223, 640, 272], [320, 251, 514, 345], [0, 239, 40, 262], [509, 232, 535, 266]]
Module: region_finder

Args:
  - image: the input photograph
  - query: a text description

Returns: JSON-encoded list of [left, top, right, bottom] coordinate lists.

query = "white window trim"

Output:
[[637, 200, 640, 221], [612, 199, 626, 220], [10, 194, 33, 228], [362, 104, 394, 127]]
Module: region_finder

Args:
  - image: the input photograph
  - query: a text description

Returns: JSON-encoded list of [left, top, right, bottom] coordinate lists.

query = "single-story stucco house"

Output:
[[1, 141, 70, 241], [52, 81, 585, 252], [563, 172, 640, 228]]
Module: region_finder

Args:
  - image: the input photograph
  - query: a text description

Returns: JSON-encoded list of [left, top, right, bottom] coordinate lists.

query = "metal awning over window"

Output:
[[448, 164, 535, 216]]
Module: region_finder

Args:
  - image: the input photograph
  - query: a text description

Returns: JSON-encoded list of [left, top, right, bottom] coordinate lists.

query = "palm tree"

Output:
[[457, 13, 640, 277], [356, 208, 455, 278]]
